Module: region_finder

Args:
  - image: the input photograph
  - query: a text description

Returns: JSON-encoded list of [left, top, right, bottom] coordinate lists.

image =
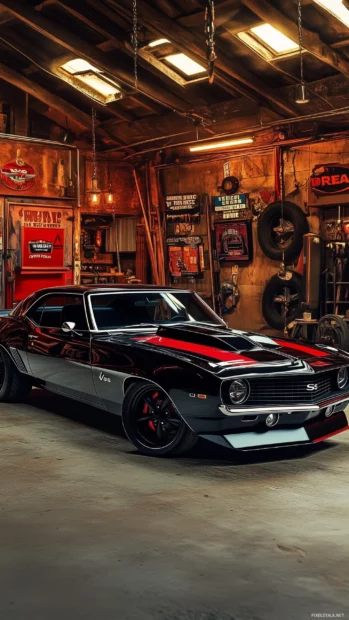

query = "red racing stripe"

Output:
[[275, 340, 327, 358], [134, 335, 256, 365]]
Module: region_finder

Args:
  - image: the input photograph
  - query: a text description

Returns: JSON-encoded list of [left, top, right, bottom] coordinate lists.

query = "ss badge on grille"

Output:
[[306, 383, 318, 391]]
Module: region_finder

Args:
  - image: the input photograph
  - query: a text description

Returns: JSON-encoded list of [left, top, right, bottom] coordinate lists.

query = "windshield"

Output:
[[89, 291, 223, 330]]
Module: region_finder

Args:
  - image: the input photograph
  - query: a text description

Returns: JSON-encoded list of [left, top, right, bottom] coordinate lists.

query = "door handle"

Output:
[[28, 335, 39, 340]]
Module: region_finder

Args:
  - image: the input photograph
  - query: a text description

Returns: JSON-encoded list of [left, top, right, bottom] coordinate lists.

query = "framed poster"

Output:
[[167, 236, 202, 277], [215, 220, 253, 262]]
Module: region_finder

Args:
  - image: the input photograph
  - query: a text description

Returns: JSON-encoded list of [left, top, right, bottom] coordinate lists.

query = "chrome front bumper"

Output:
[[219, 393, 349, 416]]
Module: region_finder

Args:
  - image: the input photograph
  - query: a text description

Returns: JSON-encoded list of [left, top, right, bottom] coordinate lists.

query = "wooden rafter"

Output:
[[242, 0, 349, 79], [0, 0, 192, 115], [108, 0, 296, 116], [0, 60, 131, 148]]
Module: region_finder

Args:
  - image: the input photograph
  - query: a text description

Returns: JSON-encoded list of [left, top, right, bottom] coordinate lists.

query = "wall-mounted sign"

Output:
[[166, 236, 203, 277], [311, 164, 349, 195], [20, 207, 62, 229], [1, 158, 36, 191], [19, 206, 65, 270], [22, 228, 64, 270], [215, 220, 253, 263], [166, 194, 199, 214], [213, 193, 249, 220]]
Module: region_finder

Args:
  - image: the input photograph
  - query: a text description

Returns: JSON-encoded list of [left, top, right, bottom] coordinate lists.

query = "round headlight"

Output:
[[229, 379, 250, 404], [337, 367, 348, 390]]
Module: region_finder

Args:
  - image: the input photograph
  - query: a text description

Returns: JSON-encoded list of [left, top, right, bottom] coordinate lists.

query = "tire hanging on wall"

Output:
[[262, 271, 303, 331], [315, 315, 349, 351], [257, 201, 309, 262]]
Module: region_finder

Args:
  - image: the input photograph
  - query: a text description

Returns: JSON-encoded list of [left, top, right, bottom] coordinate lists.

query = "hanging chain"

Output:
[[205, 0, 217, 84], [131, 0, 138, 90], [91, 106, 97, 179], [297, 0, 305, 84]]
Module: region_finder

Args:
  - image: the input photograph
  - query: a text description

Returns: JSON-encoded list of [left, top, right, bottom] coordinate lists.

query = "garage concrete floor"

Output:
[[0, 390, 348, 620]]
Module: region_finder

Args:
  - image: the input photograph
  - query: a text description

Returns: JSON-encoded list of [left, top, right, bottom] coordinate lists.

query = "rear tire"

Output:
[[122, 381, 198, 457], [0, 349, 32, 403]]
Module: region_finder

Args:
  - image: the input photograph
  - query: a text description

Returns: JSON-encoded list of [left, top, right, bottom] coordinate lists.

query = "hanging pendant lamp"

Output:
[[295, 0, 310, 105], [86, 107, 101, 205]]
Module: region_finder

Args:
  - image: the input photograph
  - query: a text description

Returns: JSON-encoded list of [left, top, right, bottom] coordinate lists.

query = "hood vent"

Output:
[[156, 324, 259, 352]]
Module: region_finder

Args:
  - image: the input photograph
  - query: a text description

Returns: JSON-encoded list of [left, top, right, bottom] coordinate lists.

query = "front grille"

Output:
[[248, 372, 338, 406]]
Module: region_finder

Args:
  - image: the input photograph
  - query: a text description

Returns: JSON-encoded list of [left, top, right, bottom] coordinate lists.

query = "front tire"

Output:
[[0, 349, 32, 403], [122, 382, 198, 457]]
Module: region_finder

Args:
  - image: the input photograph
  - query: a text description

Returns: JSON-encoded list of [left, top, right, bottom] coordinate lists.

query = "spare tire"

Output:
[[257, 201, 309, 262], [262, 271, 303, 331]]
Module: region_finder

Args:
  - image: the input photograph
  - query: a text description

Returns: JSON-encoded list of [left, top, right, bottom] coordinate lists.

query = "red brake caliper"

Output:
[[143, 392, 158, 431]]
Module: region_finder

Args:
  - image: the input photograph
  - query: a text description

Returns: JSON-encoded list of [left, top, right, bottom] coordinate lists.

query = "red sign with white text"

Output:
[[1, 159, 36, 191], [22, 227, 65, 270]]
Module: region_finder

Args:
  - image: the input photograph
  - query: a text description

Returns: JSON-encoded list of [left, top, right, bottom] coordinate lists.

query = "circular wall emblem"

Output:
[[1, 158, 36, 191]]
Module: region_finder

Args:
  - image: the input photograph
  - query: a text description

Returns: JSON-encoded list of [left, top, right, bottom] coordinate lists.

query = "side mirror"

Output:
[[62, 321, 76, 333]]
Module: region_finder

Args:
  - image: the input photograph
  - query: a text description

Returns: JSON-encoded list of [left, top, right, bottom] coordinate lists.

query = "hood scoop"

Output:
[[156, 324, 259, 352]]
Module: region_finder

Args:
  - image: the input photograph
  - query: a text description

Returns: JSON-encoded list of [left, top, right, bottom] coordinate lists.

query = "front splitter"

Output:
[[201, 410, 349, 451]]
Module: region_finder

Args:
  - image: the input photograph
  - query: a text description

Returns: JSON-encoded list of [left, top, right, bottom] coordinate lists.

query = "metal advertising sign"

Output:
[[215, 220, 253, 262], [166, 194, 199, 214], [213, 193, 249, 220], [310, 164, 349, 195], [19, 207, 65, 270], [1, 158, 36, 191]]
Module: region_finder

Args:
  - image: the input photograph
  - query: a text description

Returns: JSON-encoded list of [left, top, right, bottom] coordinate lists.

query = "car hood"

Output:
[[98, 323, 349, 376]]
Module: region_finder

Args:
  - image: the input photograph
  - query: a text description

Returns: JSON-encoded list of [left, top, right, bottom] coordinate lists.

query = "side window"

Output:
[[26, 295, 88, 330]]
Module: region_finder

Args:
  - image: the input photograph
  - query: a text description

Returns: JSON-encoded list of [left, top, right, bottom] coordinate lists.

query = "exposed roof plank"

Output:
[[109, 0, 296, 116], [0, 0, 193, 115], [242, 0, 349, 79]]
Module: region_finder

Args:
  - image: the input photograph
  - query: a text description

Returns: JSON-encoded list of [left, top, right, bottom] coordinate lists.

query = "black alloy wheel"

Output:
[[134, 389, 182, 447], [122, 382, 198, 457]]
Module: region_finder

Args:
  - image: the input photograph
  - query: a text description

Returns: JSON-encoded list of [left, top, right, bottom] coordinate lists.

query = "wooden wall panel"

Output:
[[0, 140, 76, 199], [163, 139, 349, 333], [82, 158, 141, 215]]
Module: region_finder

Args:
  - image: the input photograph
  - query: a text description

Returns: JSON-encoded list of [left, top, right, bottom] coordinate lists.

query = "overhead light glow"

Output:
[[61, 58, 101, 75], [165, 53, 206, 76], [149, 38, 170, 47], [60, 58, 120, 102], [314, 0, 349, 28], [190, 138, 254, 152], [250, 24, 299, 54], [75, 73, 120, 97]]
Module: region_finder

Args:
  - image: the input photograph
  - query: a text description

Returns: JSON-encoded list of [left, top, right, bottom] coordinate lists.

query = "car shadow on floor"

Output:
[[27, 389, 341, 466]]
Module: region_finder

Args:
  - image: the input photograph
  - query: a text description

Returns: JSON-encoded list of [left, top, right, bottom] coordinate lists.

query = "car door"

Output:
[[25, 293, 101, 405]]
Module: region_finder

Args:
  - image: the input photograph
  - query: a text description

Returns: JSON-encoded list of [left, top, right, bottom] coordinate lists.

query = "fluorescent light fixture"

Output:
[[61, 58, 101, 74], [149, 38, 170, 47], [250, 24, 299, 54], [165, 53, 206, 76], [314, 0, 349, 28], [190, 138, 254, 152]]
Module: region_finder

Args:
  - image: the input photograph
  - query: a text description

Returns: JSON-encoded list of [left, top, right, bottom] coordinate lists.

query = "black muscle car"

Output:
[[0, 284, 349, 457]]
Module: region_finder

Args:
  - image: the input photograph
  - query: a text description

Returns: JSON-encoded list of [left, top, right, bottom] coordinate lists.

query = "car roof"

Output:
[[27, 284, 190, 297]]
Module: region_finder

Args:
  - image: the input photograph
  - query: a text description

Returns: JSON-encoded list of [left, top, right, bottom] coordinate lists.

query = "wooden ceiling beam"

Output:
[[0, 61, 128, 147], [242, 0, 349, 79], [110, 0, 296, 116], [0, 0, 192, 114], [177, 0, 241, 28], [0, 29, 135, 125]]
